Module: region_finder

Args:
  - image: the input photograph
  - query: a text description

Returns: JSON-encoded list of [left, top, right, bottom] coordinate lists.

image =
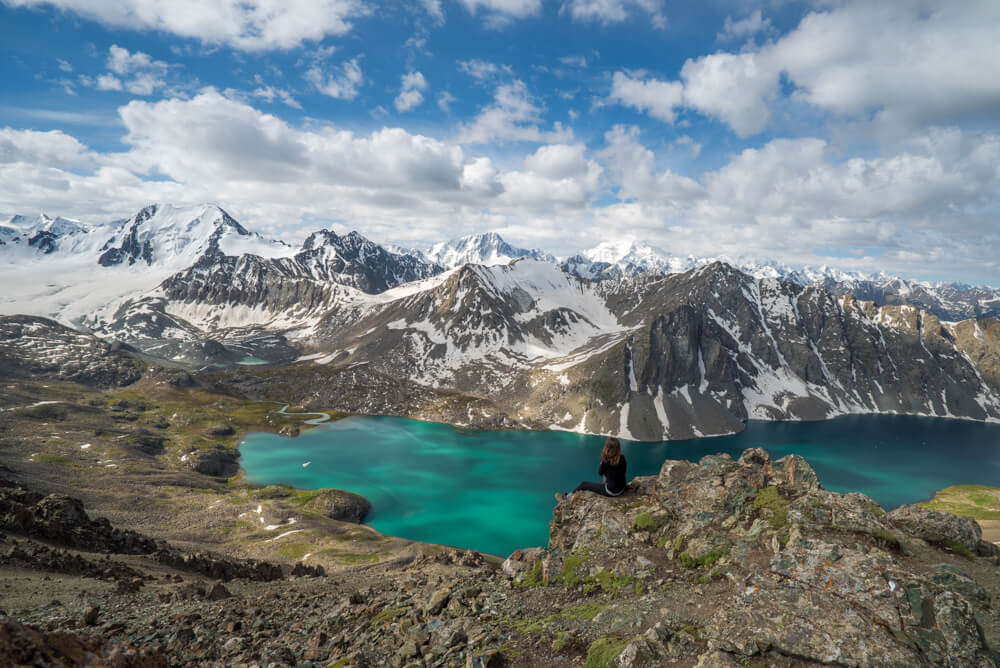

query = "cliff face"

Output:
[[507, 448, 1000, 666]]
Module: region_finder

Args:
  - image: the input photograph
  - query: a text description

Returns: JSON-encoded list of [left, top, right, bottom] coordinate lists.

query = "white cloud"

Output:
[[5, 0, 369, 51], [559, 54, 587, 68], [717, 10, 772, 42], [56, 58, 72, 72], [561, 0, 665, 28], [0, 127, 95, 168], [456, 80, 573, 144], [421, 0, 444, 23], [606, 2, 1000, 140], [458, 59, 512, 81], [768, 1, 1000, 129], [437, 91, 457, 113], [498, 144, 602, 208], [600, 125, 703, 204], [252, 86, 302, 109], [679, 51, 777, 138], [306, 57, 363, 100], [674, 135, 701, 158], [608, 71, 683, 124], [79, 45, 169, 96], [458, 0, 541, 26], [94, 74, 123, 91], [394, 71, 428, 113], [2, 88, 998, 282]]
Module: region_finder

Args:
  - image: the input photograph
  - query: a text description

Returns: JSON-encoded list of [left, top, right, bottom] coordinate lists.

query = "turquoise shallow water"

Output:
[[239, 415, 1000, 557]]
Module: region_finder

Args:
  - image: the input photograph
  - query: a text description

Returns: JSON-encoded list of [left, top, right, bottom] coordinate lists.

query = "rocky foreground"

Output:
[[3, 448, 1000, 667]]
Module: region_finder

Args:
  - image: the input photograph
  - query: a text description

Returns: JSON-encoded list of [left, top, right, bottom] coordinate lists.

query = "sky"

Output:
[[1, 0, 999, 284]]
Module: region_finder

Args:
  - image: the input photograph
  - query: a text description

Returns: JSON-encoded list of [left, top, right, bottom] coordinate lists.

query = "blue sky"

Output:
[[1, 0, 999, 284]]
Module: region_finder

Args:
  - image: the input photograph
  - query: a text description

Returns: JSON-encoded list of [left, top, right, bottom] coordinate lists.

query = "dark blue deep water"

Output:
[[240, 415, 1000, 556]]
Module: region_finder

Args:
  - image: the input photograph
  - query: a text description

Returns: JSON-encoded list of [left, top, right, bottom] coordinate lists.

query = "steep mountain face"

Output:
[[308, 260, 624, 394], [96, 203, 251, 268], [180, 257, 1000, 441], [425, 232, 555, 268]]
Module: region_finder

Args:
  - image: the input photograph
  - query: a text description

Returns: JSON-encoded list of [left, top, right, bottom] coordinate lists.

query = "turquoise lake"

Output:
[[239, 415, 1000, 557]]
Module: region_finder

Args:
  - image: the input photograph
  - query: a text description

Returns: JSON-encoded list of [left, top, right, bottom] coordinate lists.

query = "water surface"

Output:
[[240, 415, 1000, 556]]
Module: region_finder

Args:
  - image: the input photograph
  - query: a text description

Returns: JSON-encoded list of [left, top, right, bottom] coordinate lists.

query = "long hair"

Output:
[[601, 437, 622, 466]]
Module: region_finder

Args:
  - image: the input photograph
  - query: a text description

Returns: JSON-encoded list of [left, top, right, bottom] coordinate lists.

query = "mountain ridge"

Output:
[[3, 202, 1000, 441]]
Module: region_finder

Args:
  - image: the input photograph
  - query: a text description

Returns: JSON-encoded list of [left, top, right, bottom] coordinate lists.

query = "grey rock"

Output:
[[887, 504, 983, 554]]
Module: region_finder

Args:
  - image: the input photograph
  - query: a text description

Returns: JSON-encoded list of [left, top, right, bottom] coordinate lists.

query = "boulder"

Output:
[[183, 446, 239, 478], [887, 504, 982, 554], [301, 489, 371, 523]]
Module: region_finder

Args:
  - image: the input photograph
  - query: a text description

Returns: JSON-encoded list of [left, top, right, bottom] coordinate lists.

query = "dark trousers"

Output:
[[573, 480, 617, 497]]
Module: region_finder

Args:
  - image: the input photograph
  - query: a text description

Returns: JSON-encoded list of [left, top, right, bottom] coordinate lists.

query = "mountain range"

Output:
[[2, 203, 999, 440]]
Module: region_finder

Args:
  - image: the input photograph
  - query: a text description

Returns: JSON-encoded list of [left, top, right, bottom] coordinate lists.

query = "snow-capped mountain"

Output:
[[0, 213, 91, 254], [2, 201, 999, 440], [96, 203, 254, 268], [424, 232, 555, 268]]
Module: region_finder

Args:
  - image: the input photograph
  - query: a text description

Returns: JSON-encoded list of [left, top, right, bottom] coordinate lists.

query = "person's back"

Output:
[[599, 453, 627, 495], [567, 437, 627, 498]]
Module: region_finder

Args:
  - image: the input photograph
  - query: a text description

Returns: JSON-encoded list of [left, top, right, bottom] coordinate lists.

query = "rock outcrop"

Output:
[[511, 449, 1000, 666], [0, 316, 142, 388]]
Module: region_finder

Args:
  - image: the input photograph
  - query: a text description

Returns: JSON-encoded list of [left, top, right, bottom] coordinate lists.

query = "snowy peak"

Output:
[[583, 238, 670, 268], [0, 213, 90, 253], [425, 232, 555, 268], [97, 203, 249, 268]]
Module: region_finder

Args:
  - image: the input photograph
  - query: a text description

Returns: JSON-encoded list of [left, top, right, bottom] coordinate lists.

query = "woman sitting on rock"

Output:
[[566, 437, 627, 498]]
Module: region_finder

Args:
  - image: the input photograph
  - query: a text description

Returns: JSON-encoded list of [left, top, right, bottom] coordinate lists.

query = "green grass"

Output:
[[632, 512, 659, 532], [921, 484, 1000, 520], [276, 542, 310, 559], [554, 551, 587, 587], [33, 454, 72, 465], [678, 549, 725, 570], [940, 539, 974, 558], [583, 637, 629, 668], [371, 606, 403, 626], [561, 602, 608, 621], [331, 552, 381, 565], [754, 486, 790, 529], [517, 560, 546, 587]]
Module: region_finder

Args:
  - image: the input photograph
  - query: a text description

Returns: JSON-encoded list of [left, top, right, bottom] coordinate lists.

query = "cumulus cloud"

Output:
[[767, 1, 1000, 129], [607, 2, 1000, 139], [4, 0, 369, 51], [600, 125, 703, 204], [608, 71, 683, 124], [496, 143, 603, 209], [394, 72, 428, 113], [456, 80, 573, 144], [679, 51, 777, 137], [561, 0, 665, 28], [79, 45, 170, 96], [0, 127, 95, 168], [2, 88, 998, 281], [305, 57, 364, 100]]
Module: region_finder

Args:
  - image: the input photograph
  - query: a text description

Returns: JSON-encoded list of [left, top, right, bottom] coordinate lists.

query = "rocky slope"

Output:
[[3, 447, 999, 666], [0, 316, 142, 387]]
